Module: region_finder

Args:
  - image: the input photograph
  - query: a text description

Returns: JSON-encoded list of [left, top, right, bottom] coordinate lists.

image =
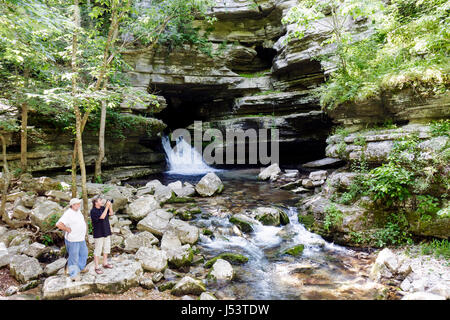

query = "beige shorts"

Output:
[[94, 236, 111, 257]]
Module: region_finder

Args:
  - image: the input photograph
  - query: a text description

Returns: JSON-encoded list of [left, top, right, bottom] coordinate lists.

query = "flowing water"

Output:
[[162, 135, 220, 175], [128, 139, 382, 299], [134, 168, 381, 300]]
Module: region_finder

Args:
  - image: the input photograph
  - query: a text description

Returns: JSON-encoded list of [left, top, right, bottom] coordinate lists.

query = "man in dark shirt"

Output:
[[90, 197, 114, 274]]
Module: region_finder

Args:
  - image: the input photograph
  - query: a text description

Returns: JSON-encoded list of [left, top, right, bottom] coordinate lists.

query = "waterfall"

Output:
[[162, 135, 219, 175]]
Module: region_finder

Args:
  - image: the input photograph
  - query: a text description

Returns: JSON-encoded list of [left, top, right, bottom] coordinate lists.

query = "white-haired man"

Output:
[[55, 198, 88, 281]]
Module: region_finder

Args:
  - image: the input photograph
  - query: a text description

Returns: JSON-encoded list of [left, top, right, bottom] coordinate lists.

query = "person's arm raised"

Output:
[[100, 201, 110, 219], [108, 202, 114, 216]]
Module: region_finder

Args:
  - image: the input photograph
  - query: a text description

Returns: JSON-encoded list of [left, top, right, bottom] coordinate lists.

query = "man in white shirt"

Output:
[[56, 198, 88, 281]]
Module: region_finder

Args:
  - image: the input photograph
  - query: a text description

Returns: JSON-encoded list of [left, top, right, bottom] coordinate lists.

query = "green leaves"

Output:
[[283, 0, 449, 110], [368, 162, 413, 207]]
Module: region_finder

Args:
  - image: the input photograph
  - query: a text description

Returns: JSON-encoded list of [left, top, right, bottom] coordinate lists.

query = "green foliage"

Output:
[[44, 213, 62, 229], [41, 234, 54, 246], [323, 203, 343, 231], [430, 119, 450, 137], [367, 162, 413, 207], [373, 213, 413, 247], [88, 220, 93, 234], [94, 175, 103, 184], [416, 195, 440, 217], [284, 0, 449, 109], [332, 126, 350, 138], [239, 70, 271, 78], [420, 239, 450, 260]]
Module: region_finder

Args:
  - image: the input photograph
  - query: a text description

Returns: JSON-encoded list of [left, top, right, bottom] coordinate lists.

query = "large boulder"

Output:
[[161, 231, 193, 268], [135, 247, 167, 272], [44, 258, 67, 276], [45, 190, 71, 202], [21, 176, 61, 195], [258, 163, 281, 180], [42, 255, 143, 299], [30, 200, 63, 231], [123, 231, 159, 252], [171, 276, 206, 296], [125, 195, 160, 221], [370, 248, 400, 281], [195, 173, 224, 197], [229, 214, 256, 233], [154, 185, 175, 204], [12, 205, 31, 220], [136, 209, 173, 236], [208, 259, 234, 281], [200, 292, 217, 300], [253, 207, 289, 226], [170, 182, 196, 197], [23, 242, 47, 258], [103, 188, 129, 212], [168, 218, 199, 245], [9, 255, 43, 283]]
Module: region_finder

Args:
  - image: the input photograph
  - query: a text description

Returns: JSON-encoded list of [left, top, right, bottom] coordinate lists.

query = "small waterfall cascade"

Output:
[[162, 135, 219, 175]]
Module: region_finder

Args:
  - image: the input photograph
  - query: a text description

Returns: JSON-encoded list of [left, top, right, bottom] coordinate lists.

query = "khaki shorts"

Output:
[[94, 236, 111, 257]]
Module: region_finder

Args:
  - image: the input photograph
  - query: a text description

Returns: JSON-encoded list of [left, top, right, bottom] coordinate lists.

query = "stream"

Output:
[[131, 168, 381, 300]]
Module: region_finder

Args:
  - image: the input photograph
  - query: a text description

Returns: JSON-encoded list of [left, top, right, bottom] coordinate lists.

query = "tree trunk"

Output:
[[72, 0, 89, 219], [0, 134, 11, 224], [20, 103, 28, 172], [71, 147, 77, 198], [93, 5, 120, 182], [20, 65, 30, 173], [94, 100, 106, 181]]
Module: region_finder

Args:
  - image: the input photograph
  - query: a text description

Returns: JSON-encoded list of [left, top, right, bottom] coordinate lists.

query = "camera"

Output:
[[107, 199, 114, 204]]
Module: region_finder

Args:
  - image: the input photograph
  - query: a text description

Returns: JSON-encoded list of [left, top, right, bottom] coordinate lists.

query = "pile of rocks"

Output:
[[0, 172, 230, 300], [258, 163, 330, 194], [370, 248, 449, 300]]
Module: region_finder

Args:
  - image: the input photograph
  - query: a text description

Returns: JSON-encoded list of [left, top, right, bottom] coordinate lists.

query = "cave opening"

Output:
[[254, 45, 277, 70]]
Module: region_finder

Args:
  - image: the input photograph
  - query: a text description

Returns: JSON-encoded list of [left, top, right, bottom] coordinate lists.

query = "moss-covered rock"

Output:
[[280, 210, 290, 225], [229, 214, 254, 233], [283, 244, 305, 257], [157, 280, 177, 292], [204, 252, 249, 268]]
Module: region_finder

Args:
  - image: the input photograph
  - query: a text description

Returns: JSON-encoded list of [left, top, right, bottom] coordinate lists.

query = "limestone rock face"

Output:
[[42, 255, 143, 299], [195, 173, 224, 197], [126, 195, 160, 221], [136, 209, 173, 236]]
